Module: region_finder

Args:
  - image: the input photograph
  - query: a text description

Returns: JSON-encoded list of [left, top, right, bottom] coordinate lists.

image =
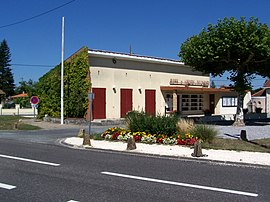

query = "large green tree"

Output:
[[0, 39, 15, 97], [179, 17, 270, 126]]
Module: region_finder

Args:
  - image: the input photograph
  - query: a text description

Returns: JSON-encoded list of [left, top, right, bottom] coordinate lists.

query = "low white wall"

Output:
[[0, 104, 37, 116]]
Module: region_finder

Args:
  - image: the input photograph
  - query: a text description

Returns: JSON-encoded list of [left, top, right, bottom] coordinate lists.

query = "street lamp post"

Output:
[[61, 17, 65, 125]]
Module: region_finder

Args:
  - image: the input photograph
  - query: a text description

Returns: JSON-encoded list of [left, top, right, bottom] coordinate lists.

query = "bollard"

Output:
[[127, 137, 136, 150], [14, 122, 18, 130], [240, 130, 248, 141], [82, 129, 91, 146], [191, 139, 206, 157], [77, 128, 85, 138]]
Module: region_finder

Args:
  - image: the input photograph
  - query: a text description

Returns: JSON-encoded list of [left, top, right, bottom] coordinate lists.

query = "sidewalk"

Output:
[[63, 137, 270, 167]]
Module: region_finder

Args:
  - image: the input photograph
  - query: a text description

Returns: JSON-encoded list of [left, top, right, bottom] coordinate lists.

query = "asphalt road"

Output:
[[0, 137, 269, 202], [0, 125, 110, 144]]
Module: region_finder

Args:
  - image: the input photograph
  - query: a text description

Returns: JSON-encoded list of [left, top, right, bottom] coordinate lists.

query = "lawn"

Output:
[[0, 116, 41, 130], [202, 138, 270, 153]]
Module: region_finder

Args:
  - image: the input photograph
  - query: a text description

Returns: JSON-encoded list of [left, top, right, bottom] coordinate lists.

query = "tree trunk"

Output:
[[233, 93, 245, 126]]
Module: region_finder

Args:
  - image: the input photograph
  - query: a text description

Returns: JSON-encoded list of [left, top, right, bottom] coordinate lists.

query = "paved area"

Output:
[[22, 119, 85, 129], [215, 124, 270, 140], [23, 119, 270, 140]]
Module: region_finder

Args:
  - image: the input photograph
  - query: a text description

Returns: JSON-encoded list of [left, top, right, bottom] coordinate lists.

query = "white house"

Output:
[[251, 79, 270, 116]]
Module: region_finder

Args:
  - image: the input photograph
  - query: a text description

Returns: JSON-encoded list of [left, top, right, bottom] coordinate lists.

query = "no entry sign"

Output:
[[30, 96, 39, 105]]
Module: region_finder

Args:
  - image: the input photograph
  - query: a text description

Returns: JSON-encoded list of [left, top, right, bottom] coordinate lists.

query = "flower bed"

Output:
[[101, 127, 198, 145]]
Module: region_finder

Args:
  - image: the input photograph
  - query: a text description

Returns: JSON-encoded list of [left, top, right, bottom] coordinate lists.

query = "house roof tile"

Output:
[[252, 88, 265, 97], [11, 93, 28, 98], [263, 79, 270, 88]]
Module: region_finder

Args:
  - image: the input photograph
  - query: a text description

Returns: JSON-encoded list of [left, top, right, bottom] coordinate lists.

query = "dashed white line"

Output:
[[101, 171, 258, 197], [67, 200, 79, 202], [0, 182, 16, 190], [0, 154, 60, 166]]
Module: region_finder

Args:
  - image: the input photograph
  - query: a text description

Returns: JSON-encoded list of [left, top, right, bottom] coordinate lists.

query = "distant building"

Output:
[[0, 89, 5, 104], [251, 79, 270, 115]]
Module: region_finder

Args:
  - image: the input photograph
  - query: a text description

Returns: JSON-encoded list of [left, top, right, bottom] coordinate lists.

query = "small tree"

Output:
[[179, 17, 270, 126], [15, 79, 37, 96], [14, 79, 37, 108], [0, 39, 15, 97]]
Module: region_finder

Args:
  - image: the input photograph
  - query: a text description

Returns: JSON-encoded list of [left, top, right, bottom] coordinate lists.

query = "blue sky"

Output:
[[0, 0, 269, 88]]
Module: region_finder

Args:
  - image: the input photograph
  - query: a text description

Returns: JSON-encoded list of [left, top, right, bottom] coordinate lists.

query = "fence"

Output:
[[0, 104, 37, 116]]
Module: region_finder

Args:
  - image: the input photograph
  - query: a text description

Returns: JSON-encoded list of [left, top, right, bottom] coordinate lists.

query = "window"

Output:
[[165, 94, 173, 111], [222, 97, 238, 107], [181, 94, 203, 111]]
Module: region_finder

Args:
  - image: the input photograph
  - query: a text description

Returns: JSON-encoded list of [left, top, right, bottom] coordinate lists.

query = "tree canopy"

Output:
[[0, 39, 15, 97], [179, 17, 270, 93], [179, 17, 270, 125]]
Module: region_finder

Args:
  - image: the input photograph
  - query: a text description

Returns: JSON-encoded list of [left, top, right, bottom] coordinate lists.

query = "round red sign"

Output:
[[30, 96, 39, 105]]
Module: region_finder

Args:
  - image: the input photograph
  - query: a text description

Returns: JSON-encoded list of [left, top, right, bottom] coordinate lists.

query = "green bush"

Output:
[[191, 124, 217, 143], [125, 110, 179, 136]]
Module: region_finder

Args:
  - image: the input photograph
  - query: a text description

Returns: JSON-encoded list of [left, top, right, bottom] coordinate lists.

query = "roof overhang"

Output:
[[88, 49, 185, 66], [160, 86, 234, 93]]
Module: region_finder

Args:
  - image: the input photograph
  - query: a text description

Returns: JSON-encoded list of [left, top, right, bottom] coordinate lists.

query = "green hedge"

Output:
[[36, 47, 91, 118]]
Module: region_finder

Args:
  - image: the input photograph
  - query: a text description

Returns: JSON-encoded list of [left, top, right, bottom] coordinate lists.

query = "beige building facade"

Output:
[[88, 49, 247, 120]]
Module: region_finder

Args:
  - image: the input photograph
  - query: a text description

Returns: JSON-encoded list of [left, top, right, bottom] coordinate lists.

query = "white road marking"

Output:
[[0, 182, 16, 190], [67, 200, 79, 202], [101, 171, 258, 197], [0, 154, 60, 166]]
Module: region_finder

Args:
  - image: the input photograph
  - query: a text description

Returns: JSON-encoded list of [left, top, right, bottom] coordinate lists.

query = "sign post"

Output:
[[30, 96, 39, 119], [88, 93, 94, 135]]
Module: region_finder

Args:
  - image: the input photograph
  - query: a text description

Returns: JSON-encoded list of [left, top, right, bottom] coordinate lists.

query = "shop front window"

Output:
[[181, 94, 203, 111], [222, 97, 238, 107]]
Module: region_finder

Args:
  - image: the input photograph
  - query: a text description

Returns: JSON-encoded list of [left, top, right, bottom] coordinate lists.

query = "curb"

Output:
[[58, 138, 270, 169]]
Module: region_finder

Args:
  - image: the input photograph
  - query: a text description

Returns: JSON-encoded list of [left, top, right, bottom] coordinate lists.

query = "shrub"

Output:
[[125, 110, 179, 136], [191, 124, 217, 143], [177, 118, 194, 134]]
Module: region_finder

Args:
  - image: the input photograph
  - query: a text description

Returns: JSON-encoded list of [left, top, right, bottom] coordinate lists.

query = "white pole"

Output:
[[61, 17, 65, 125]]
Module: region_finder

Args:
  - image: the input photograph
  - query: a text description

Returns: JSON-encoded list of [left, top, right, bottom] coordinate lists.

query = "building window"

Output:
[[222, 97, 238, 107], [165, 94, 173, 111], [181, 94, 203, 111]]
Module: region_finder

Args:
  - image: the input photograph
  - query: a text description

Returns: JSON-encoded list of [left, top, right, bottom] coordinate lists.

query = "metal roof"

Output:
[[88, 49, 185, 66]]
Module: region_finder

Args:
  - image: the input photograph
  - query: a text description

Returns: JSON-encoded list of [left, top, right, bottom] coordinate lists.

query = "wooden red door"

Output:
[[145, 89, 156, 115], [120, 89, 132, 118], [92, 88, 106, 119]]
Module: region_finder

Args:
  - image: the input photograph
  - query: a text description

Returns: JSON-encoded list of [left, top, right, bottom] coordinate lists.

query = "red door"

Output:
[[121, 89, 132, 118], [92, 88, 106, 119], [145, 90, 156, 115]]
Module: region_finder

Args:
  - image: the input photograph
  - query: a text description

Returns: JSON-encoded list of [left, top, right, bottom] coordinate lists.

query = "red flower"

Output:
[[112, 132, 120, 140], [134, 135, 141, 142], [156, 138, 163, 144]]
